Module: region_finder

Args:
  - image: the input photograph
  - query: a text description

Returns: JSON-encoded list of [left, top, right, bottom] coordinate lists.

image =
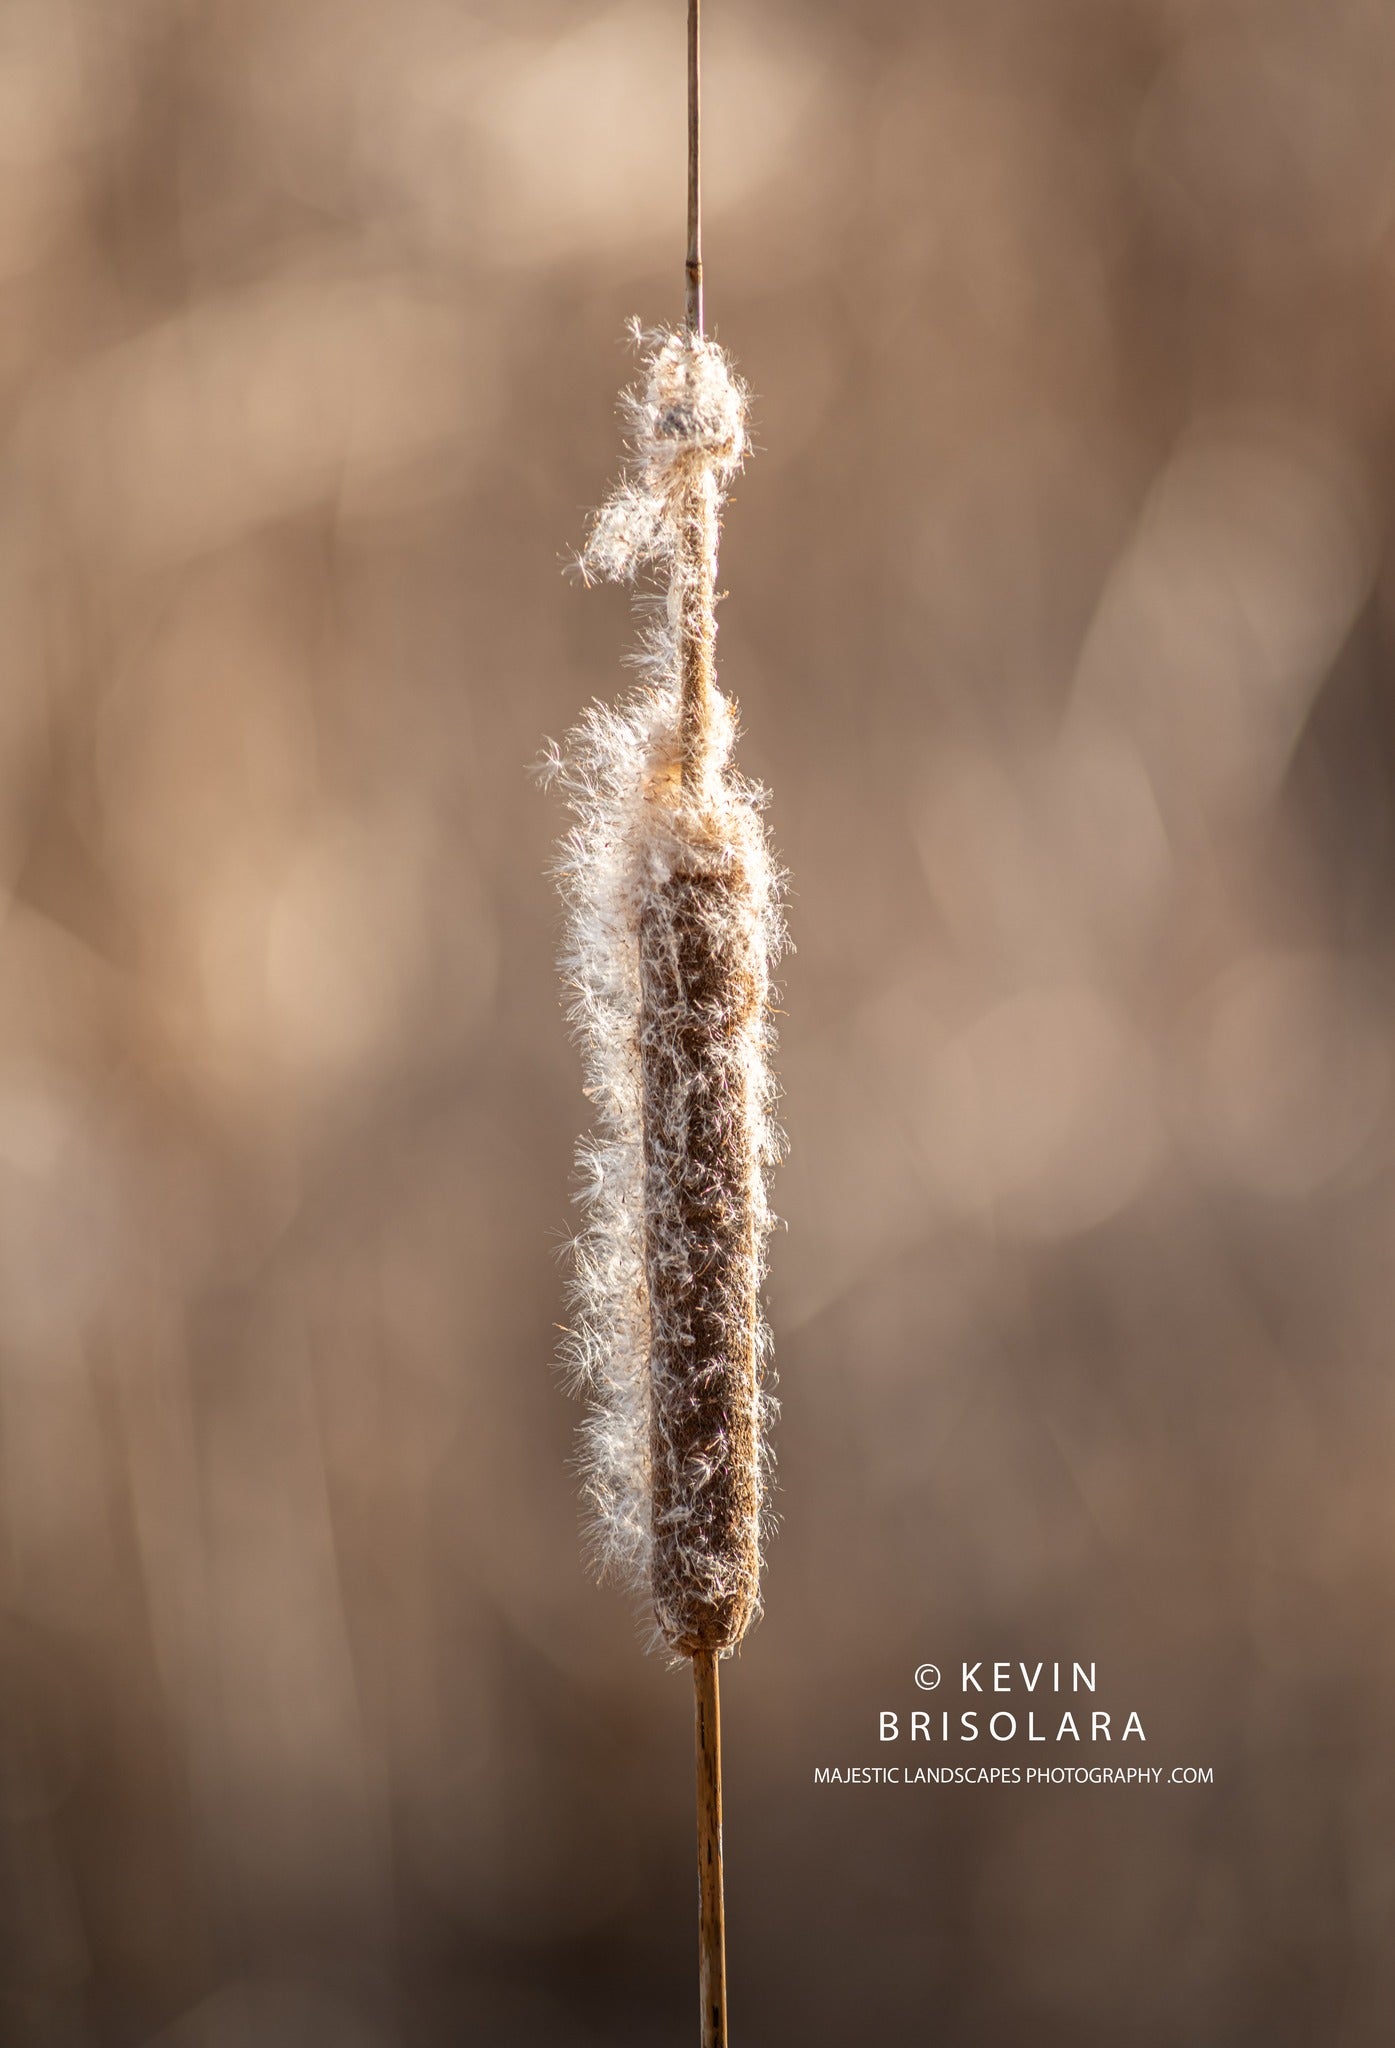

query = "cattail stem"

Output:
[[693, 1648, 728, 2048], [686, 0, 703, 338], [680, 0, 709, 781], [676, 466, 717, 784]]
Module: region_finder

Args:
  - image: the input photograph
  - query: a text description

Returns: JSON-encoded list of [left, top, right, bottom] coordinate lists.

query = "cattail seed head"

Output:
[[549, 329, 782, 1657]]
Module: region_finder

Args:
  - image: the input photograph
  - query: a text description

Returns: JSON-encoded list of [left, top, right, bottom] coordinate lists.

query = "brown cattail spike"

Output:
[[640, 861, 762, 1654]]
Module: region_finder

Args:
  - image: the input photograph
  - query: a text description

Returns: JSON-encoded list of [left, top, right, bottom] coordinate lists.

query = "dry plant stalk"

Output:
[[548, 280, 784, 2048], [549, 311, 780, 2045], [547, 9, 780, 2044]]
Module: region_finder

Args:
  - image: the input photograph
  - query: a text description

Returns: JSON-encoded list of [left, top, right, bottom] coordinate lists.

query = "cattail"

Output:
[[552, 326, 781, 1662], [547, 11, 781, 2041], [549, 308, 781, 2048]]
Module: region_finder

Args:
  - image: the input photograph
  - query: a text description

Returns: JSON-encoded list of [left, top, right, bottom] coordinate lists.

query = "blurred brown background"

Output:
[[1, 0, 1394, 2040]]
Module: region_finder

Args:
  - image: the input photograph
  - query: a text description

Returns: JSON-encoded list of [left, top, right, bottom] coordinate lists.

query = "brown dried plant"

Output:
[[545, 16, 783, 2042], [549, 328, 781, 1658]]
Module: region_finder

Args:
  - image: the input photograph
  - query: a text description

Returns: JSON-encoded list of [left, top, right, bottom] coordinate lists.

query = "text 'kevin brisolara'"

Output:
[[879, 1662, 1145, 1744]]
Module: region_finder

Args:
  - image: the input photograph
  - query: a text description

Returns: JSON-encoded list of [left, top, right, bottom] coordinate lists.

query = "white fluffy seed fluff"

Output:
[[547, 327, 783, 1655]]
